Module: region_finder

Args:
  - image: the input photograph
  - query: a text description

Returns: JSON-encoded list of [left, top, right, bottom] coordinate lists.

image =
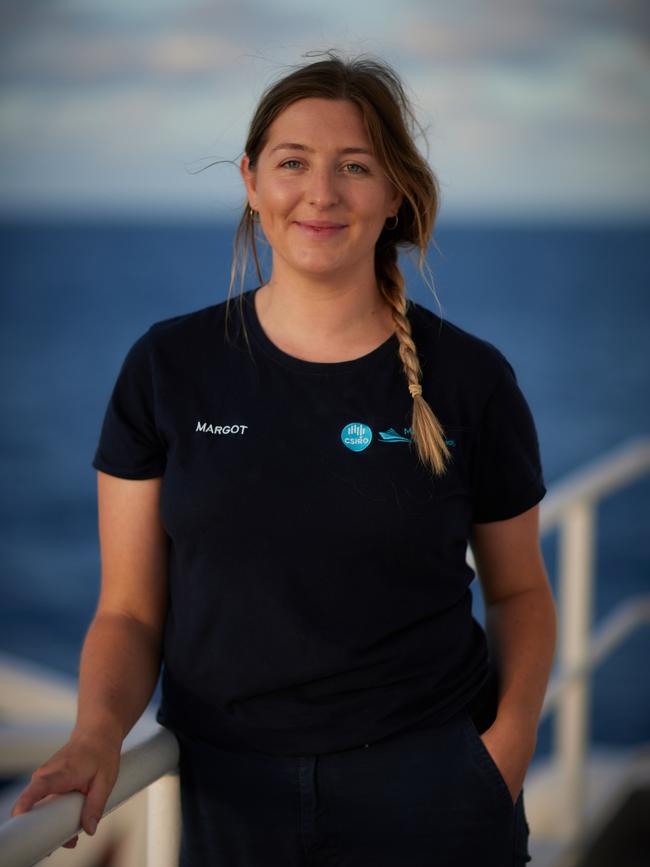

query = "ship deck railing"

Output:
[[1, 435, 649, 866]]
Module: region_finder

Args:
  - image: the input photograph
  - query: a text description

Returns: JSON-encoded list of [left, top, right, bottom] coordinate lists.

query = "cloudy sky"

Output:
[[1, 0, 648, 221]]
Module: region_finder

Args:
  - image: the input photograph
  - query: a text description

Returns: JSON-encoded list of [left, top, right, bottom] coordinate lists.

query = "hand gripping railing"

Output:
[[0, 727, 180, 867]]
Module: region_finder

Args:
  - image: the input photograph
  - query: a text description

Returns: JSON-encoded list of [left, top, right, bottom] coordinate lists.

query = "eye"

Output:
[[280, 159, 302, 169], [344, 163, 368, 174]]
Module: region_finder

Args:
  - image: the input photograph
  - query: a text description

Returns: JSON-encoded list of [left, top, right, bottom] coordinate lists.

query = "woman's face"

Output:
[[240, 98, 402, 282]]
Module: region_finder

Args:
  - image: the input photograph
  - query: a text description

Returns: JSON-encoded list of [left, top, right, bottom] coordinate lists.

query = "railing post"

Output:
[[555, 498, 596, 840], [146, 769, 181, 867]]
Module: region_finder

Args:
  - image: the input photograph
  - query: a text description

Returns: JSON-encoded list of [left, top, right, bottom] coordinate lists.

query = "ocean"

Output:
[[1, 218, 648, 759]]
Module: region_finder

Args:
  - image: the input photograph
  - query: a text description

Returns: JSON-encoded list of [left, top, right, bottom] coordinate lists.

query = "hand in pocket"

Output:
[[478, 721, 536, 805]]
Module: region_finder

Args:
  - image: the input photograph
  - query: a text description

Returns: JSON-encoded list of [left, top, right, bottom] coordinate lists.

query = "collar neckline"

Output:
[[242, 286, 401, 377]]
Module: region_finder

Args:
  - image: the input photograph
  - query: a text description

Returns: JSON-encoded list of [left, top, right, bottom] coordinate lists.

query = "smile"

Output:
[[294, 222, 347, 238]]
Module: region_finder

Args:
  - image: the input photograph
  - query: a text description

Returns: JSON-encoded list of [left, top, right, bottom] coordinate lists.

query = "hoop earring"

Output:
[[249, 207, 259, 222], [385, 214, 398, 230]]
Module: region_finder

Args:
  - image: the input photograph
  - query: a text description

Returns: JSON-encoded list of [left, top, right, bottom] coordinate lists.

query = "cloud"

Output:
[[0, 0, 648, 218]]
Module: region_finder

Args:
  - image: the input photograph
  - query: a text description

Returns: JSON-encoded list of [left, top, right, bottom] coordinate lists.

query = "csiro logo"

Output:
[[341, 422, 373, 452]]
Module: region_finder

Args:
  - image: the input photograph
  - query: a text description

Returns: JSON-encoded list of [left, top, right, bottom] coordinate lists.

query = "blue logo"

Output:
[[378, 427, 457, 447], [341, 422, 373, 452], [379, 427, 411, 443]]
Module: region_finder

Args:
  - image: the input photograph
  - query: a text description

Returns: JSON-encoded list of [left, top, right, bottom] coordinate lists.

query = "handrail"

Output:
[[540, 593, 650, 717], [537, 435, 650, 534], [467, 434, 650, 846], [533, 435, 648, 845], [1, 435, 649, 865], [2, 601, 648, 866], [466, 435, 650, 571], [0, 728, 179, 867]]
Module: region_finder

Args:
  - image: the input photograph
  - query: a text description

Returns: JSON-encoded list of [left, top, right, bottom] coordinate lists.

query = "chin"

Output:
[[294, 259, 347, 275], [287, 252, 344, 270]]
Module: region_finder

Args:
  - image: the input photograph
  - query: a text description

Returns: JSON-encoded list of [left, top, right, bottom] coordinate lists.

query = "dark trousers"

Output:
[[175, 703, 533, 866]]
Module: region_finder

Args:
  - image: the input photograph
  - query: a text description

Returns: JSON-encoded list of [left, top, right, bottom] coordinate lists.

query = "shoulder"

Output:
[[139, 294, 248, 361], [408, 298, 514, 390], [111, 295, 248, 381], [147, 296, 235, 344]]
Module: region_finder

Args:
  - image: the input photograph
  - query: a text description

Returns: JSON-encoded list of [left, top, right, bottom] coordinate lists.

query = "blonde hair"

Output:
[[225, 49, 452, 476]]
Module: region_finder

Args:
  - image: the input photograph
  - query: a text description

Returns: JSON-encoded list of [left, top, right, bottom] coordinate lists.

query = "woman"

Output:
[[11, 51, 556, 865]]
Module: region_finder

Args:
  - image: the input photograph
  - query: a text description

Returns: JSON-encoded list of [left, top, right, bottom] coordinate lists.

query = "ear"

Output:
[[389, 187, 403, 216], [240, 154, 257, 210]]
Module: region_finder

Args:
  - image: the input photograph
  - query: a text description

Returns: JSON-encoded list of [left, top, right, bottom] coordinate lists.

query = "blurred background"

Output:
[[1, 0, 649, 779]]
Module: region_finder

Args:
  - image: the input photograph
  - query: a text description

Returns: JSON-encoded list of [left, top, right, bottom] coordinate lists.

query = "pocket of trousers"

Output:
[[461, 707, 516, 812]]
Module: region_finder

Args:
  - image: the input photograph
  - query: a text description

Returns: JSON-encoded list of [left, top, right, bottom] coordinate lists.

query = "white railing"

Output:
[[0, 728, 179, 867], [469, 434, 650, 845], [543, 435, 650, 844], [1, 435, 649, 866]]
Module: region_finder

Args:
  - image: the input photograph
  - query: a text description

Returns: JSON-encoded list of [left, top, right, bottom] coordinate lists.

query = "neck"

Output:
[[254, 268, 393, 351]]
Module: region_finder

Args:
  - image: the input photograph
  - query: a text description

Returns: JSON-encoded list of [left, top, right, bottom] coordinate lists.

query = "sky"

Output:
[[0, 0, 648, 222]]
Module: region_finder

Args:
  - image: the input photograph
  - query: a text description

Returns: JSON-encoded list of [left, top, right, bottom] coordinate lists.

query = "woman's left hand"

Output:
[[478, 718, 537, 805]]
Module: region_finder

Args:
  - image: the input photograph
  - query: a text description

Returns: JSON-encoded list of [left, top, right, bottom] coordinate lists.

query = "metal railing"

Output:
[[0, 728, 179, 867], [1, 435, 649, 865], [469, 434, 650, 844], [537, 436, 650, 843]]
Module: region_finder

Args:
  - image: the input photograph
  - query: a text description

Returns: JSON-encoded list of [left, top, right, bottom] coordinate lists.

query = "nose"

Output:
[[306, 165, 340, 208]]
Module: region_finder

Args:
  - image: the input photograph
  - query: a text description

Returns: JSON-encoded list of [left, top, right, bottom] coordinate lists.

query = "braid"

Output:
[[377, 245, 452, 477]]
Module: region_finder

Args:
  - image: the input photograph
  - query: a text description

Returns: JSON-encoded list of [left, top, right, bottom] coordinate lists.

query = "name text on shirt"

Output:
[[196, 421, 249, 435]]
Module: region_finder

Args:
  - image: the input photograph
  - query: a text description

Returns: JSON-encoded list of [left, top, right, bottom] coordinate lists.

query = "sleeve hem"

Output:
[[92, 457, 165, 481], [471, 476, 546, 524]]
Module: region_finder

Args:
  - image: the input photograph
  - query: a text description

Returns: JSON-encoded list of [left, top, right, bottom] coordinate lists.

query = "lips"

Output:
[[294, 220, 347, 238], [296, 220, 347, 229]]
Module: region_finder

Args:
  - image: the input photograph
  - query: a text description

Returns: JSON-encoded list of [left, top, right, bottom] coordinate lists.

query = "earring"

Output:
[[385, 214, 398, 230], [249, 207, 259, 221]]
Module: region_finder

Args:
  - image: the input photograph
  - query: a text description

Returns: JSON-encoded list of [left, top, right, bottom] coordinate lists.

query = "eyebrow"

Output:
[[268, 142, 375, 157]]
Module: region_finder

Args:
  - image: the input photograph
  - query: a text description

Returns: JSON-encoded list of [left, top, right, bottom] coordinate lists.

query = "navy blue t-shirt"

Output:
[[91, 288, 546, 754]]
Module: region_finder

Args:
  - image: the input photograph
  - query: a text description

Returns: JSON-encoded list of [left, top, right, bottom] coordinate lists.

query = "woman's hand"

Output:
[[479, 718, 537, 805], [10, 728, 122, 849]]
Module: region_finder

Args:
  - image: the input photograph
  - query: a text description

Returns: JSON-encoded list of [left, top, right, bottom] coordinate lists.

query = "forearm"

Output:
[[72, 612, 163, 743], [486, 586, 557, 732]]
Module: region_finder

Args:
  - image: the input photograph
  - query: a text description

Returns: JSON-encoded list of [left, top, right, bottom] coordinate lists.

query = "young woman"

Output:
[[12, 51, 556, 866]]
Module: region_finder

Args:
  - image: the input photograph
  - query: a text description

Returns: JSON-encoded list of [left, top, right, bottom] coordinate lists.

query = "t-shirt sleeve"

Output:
[[470, 354, 546, 523], [91, 329, 167, 480]]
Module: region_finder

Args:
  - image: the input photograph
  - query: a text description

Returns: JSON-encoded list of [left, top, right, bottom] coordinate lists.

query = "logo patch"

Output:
[[378, 427, 456, 447], [378, 427, 411, 443], [341, 422, 373, 452]]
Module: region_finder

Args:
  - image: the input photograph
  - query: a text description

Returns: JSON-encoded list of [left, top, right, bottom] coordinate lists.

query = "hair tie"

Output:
[[408, 383, 422, 398]]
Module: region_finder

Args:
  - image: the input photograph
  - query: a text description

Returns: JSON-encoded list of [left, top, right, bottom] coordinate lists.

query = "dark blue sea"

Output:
[[1, 218, 649, 760]]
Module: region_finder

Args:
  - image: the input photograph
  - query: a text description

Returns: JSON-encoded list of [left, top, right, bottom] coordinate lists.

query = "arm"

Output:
[[11, 471, 169, 843], [74, 471, 169, 742], [469, 502, 557, 800]]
